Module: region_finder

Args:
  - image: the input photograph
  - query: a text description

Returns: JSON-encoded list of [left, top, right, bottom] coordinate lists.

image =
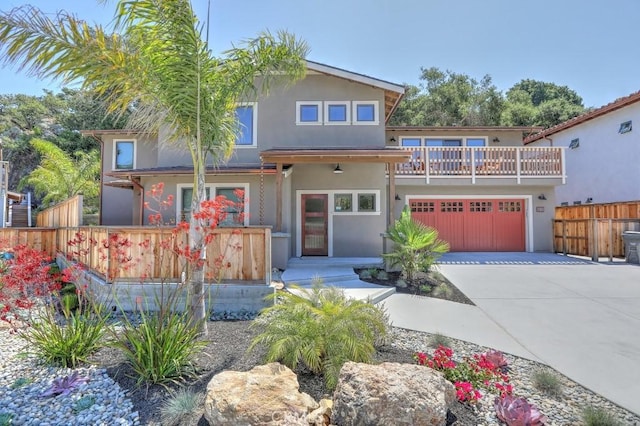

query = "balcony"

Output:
[[390, 146, 566, 185]]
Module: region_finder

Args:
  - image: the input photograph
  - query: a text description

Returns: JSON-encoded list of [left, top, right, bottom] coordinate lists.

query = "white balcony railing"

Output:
[[391, 146, 565, 184]]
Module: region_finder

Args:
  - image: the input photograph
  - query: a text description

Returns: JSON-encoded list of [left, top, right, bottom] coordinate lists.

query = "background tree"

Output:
[[390, 67, 504, 126], [500, 79, 585, 128], [0, 0, 307, 334], [19, 138, 99, 208], [390, 70, 586, 129]]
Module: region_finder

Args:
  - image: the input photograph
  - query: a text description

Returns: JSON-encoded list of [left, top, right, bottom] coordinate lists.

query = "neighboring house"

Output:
[[525, 91, 640, 205], [84, 61, 567, 267]]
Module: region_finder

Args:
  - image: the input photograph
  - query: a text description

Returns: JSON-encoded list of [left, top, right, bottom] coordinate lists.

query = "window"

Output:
[[619, 120, 632, 134], [177, 183, 249, 225], [334, 193, 352, 212], [235, 103, 257, 146], [401, 138, 421, 147], [296, 101, 322, 125], [325, 101, 350, 124], [569, 138, 580, 149], [358, 193, 376, 212], [113, 140, 135, 170], [353, 101, 379, 125]]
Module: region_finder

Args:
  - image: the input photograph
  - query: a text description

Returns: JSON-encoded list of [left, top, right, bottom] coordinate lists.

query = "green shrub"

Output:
[[0, 412, 13, 426], [531, 368, 563, 397], [160, 388, 204, 426], [581, 406, 623, 426], [428, 333, 451, 349], [383, 206, 449, 281], [250, 283, 389, 389], [21, 303, 110, 368], [112, 309, 207, 387]]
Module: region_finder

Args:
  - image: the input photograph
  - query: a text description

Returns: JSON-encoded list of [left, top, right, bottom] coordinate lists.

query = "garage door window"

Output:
[[499, 201, 521, 212], [410, 201, 434, 213], [440, 201, 464, 212], [470, 201, 493, 212]]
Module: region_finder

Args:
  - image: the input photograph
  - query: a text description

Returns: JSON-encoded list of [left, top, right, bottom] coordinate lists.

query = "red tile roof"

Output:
[[524, 90, 640, 144]]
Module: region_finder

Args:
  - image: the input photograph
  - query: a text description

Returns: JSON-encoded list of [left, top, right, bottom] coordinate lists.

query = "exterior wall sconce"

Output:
[[395, 194, 401, 201], [492, 137, 500, 143], [389, 137, 396, 143], [538, 194, 547, 200], [333, 164, 343, 174], [586, 197, 593, 203]]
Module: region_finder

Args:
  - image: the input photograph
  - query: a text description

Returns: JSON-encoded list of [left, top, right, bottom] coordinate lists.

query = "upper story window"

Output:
[[353, 101, 379, 125], [235, 103, 257, 147], [113, 139, 135, 170], [619, 120, 632, 134], [325, 101, 350, 125], [296, 101, 322, 125], [399, 137, 487, 147]]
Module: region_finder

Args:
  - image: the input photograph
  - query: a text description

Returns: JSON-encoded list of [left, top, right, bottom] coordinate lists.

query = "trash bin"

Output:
[[622, 231, 640, 264]]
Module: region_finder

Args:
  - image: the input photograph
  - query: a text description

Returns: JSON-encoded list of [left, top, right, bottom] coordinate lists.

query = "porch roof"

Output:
[[260, 147, 411, 164], [105, 164, 280, 179]]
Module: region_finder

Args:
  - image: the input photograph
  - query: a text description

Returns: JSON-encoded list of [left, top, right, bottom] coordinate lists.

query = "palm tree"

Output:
[[20, 138, 100, 207], [0, 1, 308, 334]]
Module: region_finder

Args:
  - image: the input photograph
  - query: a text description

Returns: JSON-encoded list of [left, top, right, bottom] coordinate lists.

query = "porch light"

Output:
[[333, 164, 343, 174], [538, 194, 547, 200], [492, 137, 500, 143]]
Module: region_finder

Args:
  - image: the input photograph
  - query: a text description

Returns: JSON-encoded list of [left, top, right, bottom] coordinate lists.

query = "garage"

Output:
[[409, 198, 525, 252]]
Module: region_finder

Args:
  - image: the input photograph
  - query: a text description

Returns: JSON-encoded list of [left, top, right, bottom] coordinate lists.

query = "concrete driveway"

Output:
[[435, 253, 640, 415]]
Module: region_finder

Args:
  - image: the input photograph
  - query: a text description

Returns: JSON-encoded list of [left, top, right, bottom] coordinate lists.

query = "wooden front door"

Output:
[[302, 194, 328, 256]]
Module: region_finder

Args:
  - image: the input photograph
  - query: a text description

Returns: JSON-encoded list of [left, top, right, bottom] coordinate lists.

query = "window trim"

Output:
[[619, 120, 632, 134], [175, 182, 250, 226], [324, 101, 351, 125], [331, 189, 381, 215], [112, 139, 136, 170], [235, 102, 258, 148], [296, 101, 323, 125], [352, 101, 379, 125]]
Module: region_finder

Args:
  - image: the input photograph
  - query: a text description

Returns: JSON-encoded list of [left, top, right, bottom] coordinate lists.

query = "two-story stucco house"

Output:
[[525, 91, 640, 205], [85, 61, 567, 268]]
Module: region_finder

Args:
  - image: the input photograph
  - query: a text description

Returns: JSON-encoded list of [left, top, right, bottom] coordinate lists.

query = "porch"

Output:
[[390, 146, 566, 184]]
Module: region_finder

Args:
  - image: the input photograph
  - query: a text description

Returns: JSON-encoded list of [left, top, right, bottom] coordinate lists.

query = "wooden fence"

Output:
[[553, 201, 640, 260], [36, 195, 83, 227], [0, 226, 271, 284]]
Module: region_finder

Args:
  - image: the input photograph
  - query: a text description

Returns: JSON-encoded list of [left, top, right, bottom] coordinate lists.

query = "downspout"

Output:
[[88, 133, 105, 225], [544, 136, 553, 146], [130, 176, 144, 226]]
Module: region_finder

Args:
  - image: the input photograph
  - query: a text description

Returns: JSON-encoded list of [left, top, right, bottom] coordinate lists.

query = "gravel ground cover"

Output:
[[2, 320, 639, 425]]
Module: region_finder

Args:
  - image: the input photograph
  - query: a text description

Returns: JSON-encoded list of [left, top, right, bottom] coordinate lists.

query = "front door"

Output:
[[301, 194, 328, 256]]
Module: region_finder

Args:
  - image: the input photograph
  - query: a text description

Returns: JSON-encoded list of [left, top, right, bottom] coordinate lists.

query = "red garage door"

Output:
[[410, 199, 525, 252]]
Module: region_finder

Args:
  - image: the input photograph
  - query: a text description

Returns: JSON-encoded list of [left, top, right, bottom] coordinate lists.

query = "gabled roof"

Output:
[[524, 90, 640, 144], [306, 60, 405, 124]]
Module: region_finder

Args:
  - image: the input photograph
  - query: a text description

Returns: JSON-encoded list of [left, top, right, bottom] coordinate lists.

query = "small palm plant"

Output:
[[250, 283, 389, 390], [383, 206, 449, 281]]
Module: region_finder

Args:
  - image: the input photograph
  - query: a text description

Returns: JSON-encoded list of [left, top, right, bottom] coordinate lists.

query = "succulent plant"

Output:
[[483, 349, 510, 373], [494, 395, 548, 426], [73, 395, 96, 413], [41, 371, 88, 397]]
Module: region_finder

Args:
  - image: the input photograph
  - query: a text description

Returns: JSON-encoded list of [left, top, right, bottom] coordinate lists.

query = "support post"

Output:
[[388, 162, 396, 226], [275, 162, 283, 232]]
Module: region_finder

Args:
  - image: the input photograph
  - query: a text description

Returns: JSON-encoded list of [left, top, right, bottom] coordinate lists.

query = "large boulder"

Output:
[[332, 362, 456, 426], [204, 362, 319, 425]]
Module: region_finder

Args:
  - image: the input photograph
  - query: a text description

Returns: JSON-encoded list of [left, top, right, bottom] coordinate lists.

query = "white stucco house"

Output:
[[525, 91, 640, 205]]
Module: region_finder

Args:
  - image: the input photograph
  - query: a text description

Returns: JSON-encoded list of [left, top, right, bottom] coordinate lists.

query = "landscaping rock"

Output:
[[395, 279, 408, 288], [332, 361, 456, 426], [204, 362, 319, 425], [306, 398, 332, 426]]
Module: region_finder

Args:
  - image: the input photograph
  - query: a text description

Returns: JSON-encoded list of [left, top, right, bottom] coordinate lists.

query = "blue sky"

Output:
[[0, 0, 637, 108]]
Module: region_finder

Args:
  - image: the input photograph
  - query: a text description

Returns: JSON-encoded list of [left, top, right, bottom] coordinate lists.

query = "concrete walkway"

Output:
[[281, 257, 395, 304], [387, 252, 640, 415]]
